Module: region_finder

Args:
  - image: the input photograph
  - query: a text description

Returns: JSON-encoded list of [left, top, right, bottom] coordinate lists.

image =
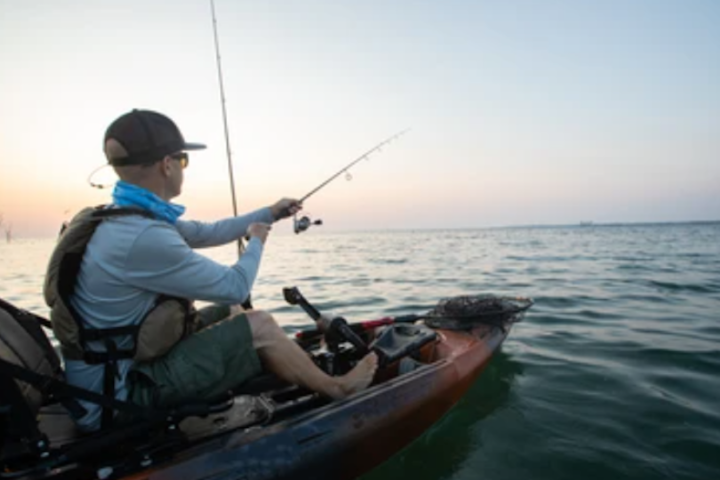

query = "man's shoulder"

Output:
[[97, 209, 172, 230], [93, 212, 178, 250], [89, 215, 186, 272]]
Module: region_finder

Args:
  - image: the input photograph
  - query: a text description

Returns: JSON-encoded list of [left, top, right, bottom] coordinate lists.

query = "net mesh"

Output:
[[424, 295, 533, 331]]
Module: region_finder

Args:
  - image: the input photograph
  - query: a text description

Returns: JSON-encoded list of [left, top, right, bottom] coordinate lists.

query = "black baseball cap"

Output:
[[104, 109, 206, 166]]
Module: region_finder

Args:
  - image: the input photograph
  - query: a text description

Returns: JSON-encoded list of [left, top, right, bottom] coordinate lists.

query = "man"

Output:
[[57, 109, 377, 431]]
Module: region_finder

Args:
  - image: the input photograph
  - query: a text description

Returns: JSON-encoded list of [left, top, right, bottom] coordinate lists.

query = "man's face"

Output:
[[165, 151, 188, 198]]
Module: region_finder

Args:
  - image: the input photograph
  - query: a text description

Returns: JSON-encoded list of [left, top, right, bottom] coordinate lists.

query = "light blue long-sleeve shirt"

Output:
[[65, 206, 275, 431]]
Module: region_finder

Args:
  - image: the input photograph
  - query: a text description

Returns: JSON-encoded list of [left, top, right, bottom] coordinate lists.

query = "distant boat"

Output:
[[580, 221, 594, 227]]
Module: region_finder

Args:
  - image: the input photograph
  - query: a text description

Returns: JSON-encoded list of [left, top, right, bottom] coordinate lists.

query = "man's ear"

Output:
[[159, 156, 172, 176]]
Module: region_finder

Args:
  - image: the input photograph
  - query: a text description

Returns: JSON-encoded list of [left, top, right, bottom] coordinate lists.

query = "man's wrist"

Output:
[[268, 205, 279, 221]]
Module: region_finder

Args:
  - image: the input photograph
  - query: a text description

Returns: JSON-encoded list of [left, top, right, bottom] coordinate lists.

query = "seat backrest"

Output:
[[0, 301, 62, 416]]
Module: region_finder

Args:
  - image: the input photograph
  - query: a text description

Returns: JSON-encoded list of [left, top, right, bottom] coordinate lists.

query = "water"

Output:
[[1, 223, 719, 480]]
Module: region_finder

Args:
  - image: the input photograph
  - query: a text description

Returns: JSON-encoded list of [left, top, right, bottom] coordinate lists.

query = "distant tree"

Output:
[[0, 213, 13, 243]]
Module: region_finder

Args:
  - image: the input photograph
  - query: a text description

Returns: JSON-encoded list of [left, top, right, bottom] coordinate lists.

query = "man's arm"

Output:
[[175, 207, 274, 248], [122, 223, 265, 304]]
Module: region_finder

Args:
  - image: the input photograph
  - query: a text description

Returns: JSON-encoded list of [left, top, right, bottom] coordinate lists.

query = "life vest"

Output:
[[43, 206, 196, 427]]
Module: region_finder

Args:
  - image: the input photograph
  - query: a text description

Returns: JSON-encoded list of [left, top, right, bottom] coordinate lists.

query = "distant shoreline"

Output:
[[350, 220, 720, 235], [4, 219, 719, 241]]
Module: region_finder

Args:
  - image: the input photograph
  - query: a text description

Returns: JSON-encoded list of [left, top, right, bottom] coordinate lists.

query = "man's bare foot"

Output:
[[332, 353, 379, 399]]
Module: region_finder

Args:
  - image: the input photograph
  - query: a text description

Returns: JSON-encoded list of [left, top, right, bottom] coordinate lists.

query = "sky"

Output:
[[0, 0, 718, 237]]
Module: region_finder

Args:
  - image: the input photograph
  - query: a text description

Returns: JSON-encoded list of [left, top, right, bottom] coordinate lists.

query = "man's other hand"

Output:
[[247, 223, 271, 244]]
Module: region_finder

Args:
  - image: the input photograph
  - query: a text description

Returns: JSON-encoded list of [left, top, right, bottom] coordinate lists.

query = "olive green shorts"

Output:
[[127, 305, 262, 409]]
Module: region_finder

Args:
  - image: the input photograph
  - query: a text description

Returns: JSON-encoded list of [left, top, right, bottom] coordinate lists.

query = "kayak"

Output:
[[1, 289, 530, 480]]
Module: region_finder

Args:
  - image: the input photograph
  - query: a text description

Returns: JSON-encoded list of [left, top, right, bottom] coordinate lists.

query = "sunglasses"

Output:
[[169, 152, 189, 169]]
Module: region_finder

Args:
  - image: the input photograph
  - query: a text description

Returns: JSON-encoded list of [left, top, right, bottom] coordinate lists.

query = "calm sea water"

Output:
[[1, 223, 719, 480]]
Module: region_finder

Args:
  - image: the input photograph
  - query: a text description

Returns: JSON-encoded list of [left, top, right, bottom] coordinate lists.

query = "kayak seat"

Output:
[[36, 403, 82, 447], [0, 299, 233, 473], [36, 394, 274, 447]]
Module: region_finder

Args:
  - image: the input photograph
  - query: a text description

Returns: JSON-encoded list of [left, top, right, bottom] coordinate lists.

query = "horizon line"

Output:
[[3, 218, 719, 241]]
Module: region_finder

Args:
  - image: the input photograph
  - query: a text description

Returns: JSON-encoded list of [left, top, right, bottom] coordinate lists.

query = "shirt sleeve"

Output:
[[121, 223, 265, 304], [175, 207, 275, 248]]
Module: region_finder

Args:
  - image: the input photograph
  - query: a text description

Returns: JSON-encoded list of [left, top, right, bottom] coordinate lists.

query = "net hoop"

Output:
[[423, 294, 533, 331]]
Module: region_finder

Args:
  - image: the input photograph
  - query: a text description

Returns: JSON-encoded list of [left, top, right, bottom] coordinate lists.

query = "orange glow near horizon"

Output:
[[1, 1, 718, 237]]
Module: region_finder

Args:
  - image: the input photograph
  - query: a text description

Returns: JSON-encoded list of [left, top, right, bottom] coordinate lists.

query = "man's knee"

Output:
[[245, 310, 282, 347], [228, 303, 246, 318]]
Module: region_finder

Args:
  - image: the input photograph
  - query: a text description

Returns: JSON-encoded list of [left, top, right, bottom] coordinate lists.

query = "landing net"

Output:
[[424, 295, 533, 331]]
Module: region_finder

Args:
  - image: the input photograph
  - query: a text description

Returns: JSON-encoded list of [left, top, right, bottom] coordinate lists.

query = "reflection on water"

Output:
[[361, 351, 523, 480]]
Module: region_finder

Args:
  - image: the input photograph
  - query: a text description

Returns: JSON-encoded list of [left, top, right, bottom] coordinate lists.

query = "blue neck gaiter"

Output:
[[112, 180, 186, 224]]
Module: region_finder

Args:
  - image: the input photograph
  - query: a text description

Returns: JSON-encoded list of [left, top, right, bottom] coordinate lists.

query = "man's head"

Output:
[[104, 109, 205, 200]]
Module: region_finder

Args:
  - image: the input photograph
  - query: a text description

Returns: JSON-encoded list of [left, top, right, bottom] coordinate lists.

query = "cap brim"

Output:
[[183, 142, 207, 151]]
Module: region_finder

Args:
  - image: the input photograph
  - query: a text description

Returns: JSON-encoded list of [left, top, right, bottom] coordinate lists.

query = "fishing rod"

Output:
[[211, 0, 256, 310], [293, 129, 409, 234], [210, 0, 243, 255], [299, 129, 409, 203]]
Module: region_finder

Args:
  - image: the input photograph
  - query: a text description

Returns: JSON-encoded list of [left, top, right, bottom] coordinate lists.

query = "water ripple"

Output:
[[3, 224, 720, 480]]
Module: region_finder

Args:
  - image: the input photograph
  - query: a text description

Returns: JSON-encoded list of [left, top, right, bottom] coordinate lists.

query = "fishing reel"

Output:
[[294, 214, 322, 234]]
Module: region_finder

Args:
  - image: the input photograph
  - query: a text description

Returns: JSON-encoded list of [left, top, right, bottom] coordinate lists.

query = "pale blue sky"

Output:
[[0, 0, 718, 236]]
